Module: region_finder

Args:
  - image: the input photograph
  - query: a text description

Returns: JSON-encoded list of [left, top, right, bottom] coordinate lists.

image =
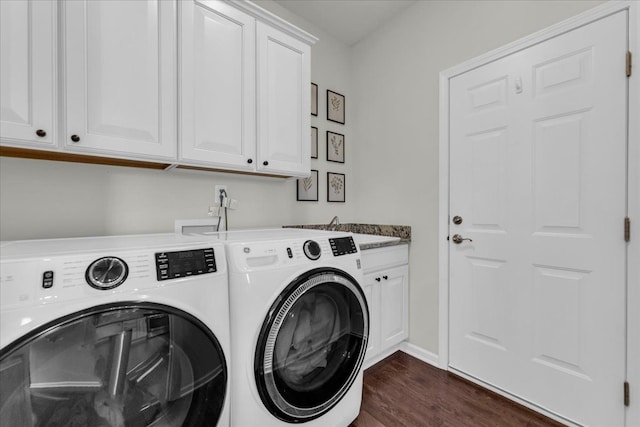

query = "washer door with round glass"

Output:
[[0, 303, 227, 427], [255, 268, 369, 423]]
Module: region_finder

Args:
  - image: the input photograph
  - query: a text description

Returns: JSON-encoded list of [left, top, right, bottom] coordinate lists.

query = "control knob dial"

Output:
[[86, 257, 129, 290], [303, 240, 321, 260]]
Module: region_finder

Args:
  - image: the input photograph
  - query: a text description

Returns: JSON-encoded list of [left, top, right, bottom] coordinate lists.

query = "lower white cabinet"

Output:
[[361, 244, 409, 363]]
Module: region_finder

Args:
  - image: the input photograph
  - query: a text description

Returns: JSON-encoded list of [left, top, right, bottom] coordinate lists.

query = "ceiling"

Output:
[[273, 0, 417, 46]]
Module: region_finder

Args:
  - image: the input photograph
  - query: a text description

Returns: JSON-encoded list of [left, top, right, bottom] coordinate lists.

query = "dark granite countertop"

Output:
[[284, 223, 411, 250]]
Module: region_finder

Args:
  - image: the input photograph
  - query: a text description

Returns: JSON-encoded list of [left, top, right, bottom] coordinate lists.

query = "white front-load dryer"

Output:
[[0, 233, 230, 427], [206, 228, 369, 426]]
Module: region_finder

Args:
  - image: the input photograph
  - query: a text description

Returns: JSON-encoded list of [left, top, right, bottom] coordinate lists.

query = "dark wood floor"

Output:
[[350, 352, 564, 427]]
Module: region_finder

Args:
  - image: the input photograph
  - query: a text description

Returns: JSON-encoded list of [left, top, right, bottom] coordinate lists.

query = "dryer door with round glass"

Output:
[[255, 268, 369, 423], [0, 303, 227, 427]]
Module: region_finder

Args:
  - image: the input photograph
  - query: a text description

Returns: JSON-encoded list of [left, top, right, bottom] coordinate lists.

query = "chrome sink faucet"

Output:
[[328, 216, 340, 229]]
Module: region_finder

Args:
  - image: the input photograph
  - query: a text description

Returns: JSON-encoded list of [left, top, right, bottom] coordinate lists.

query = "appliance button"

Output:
[[42, 271, 54, 288], [286, 248, 293, 258]]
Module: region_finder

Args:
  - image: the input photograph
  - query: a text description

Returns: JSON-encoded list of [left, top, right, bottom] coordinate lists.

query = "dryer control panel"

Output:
[[155, 248, 217, 281], [329, 237, 357, 256]]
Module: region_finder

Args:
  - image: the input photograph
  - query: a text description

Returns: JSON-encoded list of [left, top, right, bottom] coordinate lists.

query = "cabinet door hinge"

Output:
[[625, 381, 630, 407], [625, 217, 631, 242], [627, 51, 633, 77]]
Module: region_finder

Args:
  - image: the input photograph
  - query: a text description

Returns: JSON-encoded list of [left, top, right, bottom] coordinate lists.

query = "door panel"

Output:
[[362, 277, 379, 358], [0, 0, 55, 147], [256, 22, 310, 176], [254, 269, 368, 422], [0, 303, 227, 427], [449, 11, 627, 426], [64, 0, 176, 159], [179, 0, 256, 169], [380, 265, 409, 348]]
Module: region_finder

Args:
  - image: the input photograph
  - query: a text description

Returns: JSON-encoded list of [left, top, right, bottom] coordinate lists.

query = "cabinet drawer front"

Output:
[[64, 0, 177, 160], [361, 244, 409, 273]]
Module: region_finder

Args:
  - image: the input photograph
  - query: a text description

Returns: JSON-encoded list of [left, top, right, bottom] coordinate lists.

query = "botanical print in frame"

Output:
[[311, 83, 318, 116], [311, 127, 318, 159], [326, 131, 344, 163], [327, 90, 345, 124], [297, 170, 318, 201], [327, 172, 345, 203]]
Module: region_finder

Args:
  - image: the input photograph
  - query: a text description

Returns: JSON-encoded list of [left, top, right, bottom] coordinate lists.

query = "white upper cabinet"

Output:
[[256, 22, 311, 176], [0, 0, 56, 149], [180, 0, 315, 177], [179, 0, 256, 170], [1, 0, 314, 175], [63, 0, 177, 160]]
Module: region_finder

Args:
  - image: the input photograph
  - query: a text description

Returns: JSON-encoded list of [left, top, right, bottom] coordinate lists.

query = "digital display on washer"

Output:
[[155, 248, 216, 281], [329, 237, 358, 256]]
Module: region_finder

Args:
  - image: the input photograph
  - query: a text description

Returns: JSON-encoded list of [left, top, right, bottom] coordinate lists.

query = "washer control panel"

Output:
[[329, 237, 357, 257], [155, 248, 216, 281]]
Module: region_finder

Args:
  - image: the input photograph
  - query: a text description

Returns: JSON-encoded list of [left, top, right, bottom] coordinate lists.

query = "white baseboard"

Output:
[[400, 342, 440, 368], [363, 341, 441, 370], [363, 344, 404, 369]]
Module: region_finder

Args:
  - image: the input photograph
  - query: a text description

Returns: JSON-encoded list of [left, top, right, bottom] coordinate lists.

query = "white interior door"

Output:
[[449, 11, 628, 426]]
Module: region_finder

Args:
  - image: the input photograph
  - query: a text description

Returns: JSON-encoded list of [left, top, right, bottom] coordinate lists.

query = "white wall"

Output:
[[0, 0, 355, 241], [350, 0, 604, 353]]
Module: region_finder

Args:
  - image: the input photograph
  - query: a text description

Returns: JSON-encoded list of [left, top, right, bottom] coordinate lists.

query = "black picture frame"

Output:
[[326, 131, 344, 163], [327, 172, 345, 203], [327, 89, 345, 124], [311, 83, 318, 116], [297, 170, 319, 201], [311, 127, 318, 159]]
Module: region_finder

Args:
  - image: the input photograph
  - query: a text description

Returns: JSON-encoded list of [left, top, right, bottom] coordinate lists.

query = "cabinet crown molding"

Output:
[[226, 0, 318, 45]]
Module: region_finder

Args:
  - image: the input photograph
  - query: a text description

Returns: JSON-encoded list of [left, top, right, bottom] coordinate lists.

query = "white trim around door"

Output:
[[439, 1, 639, 425]]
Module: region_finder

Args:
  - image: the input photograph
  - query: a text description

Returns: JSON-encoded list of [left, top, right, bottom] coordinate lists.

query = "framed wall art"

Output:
[[326, 131, 344, 163], [311, 127, 318, 159], [297, 170, 318, 201], [311, 83, 318, 116], [327, 90, 345, 124], [327, 172, 345, 203]]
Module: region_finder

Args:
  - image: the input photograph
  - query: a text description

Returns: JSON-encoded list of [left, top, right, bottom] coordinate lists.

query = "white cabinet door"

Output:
[[256, 22, 310, 177], [179, 0, 256, 170], [363, 275, 380, 360], [380, 265, 409, 348], [64, 0, 176, 160], [0, 0, 56, 148]]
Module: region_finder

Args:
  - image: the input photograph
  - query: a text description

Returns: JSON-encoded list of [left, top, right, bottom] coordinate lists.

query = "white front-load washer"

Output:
[[203, 228, 369, 426], [0, 233, 230, 427]]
